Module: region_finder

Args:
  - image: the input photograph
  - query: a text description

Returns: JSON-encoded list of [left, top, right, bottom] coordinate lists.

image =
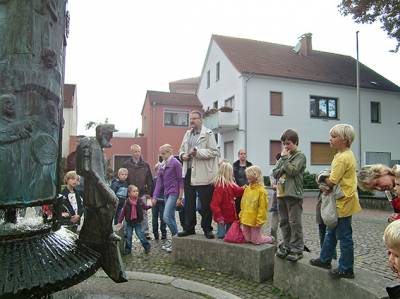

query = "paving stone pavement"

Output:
[[121, 196, 395, 299]]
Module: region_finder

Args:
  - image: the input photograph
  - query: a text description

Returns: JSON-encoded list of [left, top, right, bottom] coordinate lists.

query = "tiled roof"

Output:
[[213, 35, 400, 92], [169, 77, 200, 85], [146, 90, 202, 107], [64, 84, 76, 108]]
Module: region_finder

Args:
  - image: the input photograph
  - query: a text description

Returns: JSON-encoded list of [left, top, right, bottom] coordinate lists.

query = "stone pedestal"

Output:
[[273, 252, 391, 299], [171, 235, 276, 282]]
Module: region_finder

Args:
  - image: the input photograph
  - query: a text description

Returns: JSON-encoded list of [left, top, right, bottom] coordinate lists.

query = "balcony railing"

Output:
[[203, 110, 239, 133]]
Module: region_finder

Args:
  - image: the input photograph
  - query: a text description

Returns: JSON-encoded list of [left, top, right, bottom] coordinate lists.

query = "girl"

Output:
[[210, 161, 244, 239], [239, 165, 274, 244], [117, 185, 151, 255]]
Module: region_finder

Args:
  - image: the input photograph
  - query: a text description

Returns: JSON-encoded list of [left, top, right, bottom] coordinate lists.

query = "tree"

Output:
[[84, 118, 109, 130], [338, 0, 400, 52]]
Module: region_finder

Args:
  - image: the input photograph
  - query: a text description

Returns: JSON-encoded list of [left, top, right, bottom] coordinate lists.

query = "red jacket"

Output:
[[210, 183, 244, 224]]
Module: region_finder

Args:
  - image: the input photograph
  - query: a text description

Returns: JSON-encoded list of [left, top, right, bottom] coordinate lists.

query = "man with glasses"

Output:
[[178, 110, 219, 239]]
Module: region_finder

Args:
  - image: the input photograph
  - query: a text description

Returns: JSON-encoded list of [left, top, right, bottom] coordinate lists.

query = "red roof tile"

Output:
[[213, 35, 400, 92]]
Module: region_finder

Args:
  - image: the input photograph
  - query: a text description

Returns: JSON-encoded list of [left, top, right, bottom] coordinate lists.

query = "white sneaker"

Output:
[[162, 244, 172, 253]]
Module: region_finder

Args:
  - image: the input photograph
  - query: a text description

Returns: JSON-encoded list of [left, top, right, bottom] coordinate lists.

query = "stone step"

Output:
[[273, 252, 391, 299], [171, 234, 276, 282]]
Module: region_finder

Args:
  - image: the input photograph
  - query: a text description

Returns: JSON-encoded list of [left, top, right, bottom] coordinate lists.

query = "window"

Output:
[[310, 96, 338, 119], [311, 143, 336, 165], [371, 101, 381, 123], [207, 70, 210, 88], [224, 96, 235, 109], [216, 62, 220, 81], [213, 101, 218, 109], [270, 140, 282, 164], [164, 110, 189, 127], [270, 91, 283, 116], [114, 155, 131, 173]]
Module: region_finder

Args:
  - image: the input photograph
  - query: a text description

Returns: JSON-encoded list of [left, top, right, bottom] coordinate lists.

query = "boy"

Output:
[[61, 171, 84, 233], [310, 124, 361, 279], [273, 129, 306, 262], [111, 168, 129, 225], [384, 220, 400, 298]]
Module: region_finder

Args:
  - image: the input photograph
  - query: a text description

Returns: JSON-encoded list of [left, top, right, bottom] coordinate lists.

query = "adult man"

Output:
[[178, 110, 219, 239], [77, 123, 126, 282], [233, 149, 253, 213], [122, 144, 153, 239]]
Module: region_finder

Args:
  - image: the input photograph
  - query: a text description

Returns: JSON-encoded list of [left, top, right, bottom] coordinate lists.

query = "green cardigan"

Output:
[[272, 150, 306, 200]]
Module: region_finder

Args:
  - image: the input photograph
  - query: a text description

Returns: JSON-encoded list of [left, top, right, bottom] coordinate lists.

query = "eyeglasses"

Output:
[[189, 117, 201, 121]]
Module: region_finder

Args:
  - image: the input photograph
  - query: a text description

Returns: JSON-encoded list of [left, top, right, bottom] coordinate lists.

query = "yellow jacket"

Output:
[[330, 149, 361, 217], [239, 183, 268, 227]]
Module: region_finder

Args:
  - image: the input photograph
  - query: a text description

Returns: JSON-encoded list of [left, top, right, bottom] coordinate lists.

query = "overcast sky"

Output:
[[65, 0, 400, 135]]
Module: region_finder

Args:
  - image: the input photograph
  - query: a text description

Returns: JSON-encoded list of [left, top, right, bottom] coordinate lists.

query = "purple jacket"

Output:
[[153, 156, 183, 198]]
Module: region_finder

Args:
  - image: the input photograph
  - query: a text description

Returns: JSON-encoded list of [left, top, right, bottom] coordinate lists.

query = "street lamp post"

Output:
[[356, 31, 362, 169]]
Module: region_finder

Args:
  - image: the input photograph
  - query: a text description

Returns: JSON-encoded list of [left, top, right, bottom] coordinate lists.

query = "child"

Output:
[[111, 168, 129, 225], [387, 166, 400, 223], [269, 153, 281, 242], [310, 124, 361, 279], [152, 144, 183, 252], [151, 159, 167, 241], [61, 171, 84, 233], [210, 161, 244, 239], [117, 185, 151, 255], [239, 165, 274, 245], [383, 219, 400, 298], [273, 129, 306, 262]]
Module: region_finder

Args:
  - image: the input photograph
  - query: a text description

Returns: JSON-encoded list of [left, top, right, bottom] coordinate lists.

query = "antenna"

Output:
[[292, 41, 301, 54]]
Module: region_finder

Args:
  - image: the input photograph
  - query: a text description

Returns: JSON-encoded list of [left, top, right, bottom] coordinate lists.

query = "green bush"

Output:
[[303, 171, 318, 189]]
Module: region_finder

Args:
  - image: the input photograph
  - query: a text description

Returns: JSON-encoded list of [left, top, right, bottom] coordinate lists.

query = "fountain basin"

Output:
[[0, 227, 101, 298]]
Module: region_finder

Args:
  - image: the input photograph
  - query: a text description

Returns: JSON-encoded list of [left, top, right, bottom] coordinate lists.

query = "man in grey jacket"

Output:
[[178, 111, 219, 239]]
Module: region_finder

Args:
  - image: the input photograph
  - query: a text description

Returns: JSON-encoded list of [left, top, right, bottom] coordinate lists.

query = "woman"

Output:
[[358, 164, 399, 192]]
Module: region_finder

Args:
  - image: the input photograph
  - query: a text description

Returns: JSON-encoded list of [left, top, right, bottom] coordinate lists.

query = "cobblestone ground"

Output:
[[122, 197, 395, 299]]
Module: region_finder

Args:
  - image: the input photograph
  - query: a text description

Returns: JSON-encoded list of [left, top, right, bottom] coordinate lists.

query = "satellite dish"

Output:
[[292, 41, 301, 54]]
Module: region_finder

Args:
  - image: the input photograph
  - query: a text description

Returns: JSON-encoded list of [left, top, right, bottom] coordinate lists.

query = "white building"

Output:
[[197, 34, 400, 175], [62, 84, 78, 158]]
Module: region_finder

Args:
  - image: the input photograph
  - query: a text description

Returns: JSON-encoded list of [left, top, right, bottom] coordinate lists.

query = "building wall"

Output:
[[68, 135, 147, 170], [62, 94, 78, 157], [197, 39, 244, 158], [147, 104, 200, 170], [245, 76, 400, 175]]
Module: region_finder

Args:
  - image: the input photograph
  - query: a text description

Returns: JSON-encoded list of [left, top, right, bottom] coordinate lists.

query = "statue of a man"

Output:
[[76, 124, 126, 283]]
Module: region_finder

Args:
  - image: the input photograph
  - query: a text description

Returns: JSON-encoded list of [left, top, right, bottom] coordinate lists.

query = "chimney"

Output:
[[299, 33, 312, 56]]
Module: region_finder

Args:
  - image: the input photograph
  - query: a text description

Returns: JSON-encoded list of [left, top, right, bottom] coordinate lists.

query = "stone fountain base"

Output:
[[0, 227, 101, 298]]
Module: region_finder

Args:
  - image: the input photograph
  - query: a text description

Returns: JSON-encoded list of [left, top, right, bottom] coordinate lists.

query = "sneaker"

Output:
[[309, 258, 332, 269], [144, 248, 151, 254], [145, 233, 152, 240], [162, 244, 172, 253], [161, 235, 167, 240], [275, 246, 289, 259], [286, 252, 303, 262], [329, 268, 354, 279]]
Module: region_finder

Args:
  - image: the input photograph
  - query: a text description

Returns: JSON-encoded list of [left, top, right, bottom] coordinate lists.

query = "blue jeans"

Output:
[[152, 200, 167, 239], [125, 222, 150, 254], [320, 216, 353, 273], [163, 194, 178, 236], [217, 223, 231, 239]]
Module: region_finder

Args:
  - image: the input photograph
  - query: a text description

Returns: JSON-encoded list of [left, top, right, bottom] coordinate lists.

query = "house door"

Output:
[[224, 141, 234, 163]]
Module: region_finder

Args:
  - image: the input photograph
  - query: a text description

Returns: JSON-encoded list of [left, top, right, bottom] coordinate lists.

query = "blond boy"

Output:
[[310, 124, 361, 279]]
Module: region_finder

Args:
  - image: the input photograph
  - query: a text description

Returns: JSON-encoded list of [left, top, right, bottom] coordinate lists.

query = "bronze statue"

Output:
[[77, 124, 127, 282]]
